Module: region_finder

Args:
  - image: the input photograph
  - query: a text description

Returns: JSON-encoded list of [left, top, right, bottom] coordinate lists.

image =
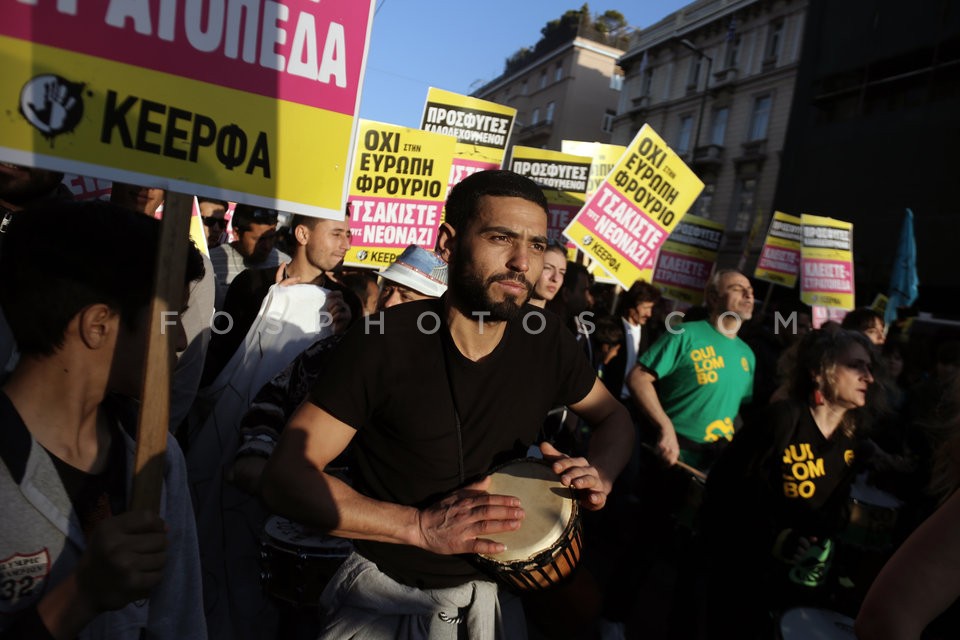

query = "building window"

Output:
[[676, 115, 693, 154], [540, 69, 548, 89], [730, 177, 757, 231], [710, 107, 729, 146], [555, 62, 563, 82], [545, 102, 555, 123], [521, 79, 528, 95], [724, 35, 741, 69], [601, 109, 615, 133], [641, 67, 654, 96], [694, 183, 715, 219], [766, 20, 785, 63], [531, 107, 540, 125], [687, 56, 702, 90], [610, 73, 624, 91], [749, 95, 772, 140]]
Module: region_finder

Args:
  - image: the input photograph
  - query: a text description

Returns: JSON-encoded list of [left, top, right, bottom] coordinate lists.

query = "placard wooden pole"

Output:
[[761, 281, 776, 318], [609, 284, 622, 315], [131, 191, 193, 512]]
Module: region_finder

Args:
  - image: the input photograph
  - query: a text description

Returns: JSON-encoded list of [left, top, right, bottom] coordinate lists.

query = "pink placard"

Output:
[[349, 196, 442, 249], [801, 258, 854, 294], [3, 1, 369, 113], [447, 158, 499, 193], [756, 244, 800, 276], [653, 251, 713, 289], [574, 182, 665, 271], [547, 203, 578, 249], [62, 174, 111, 201], [812, 305, 849, 328]]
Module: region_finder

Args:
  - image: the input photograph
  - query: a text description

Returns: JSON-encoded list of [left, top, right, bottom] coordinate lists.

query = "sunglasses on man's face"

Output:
[[202, 216, 226, 228]]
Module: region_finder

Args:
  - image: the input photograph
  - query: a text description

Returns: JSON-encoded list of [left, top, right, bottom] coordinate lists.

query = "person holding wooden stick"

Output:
[[627, 269, 757, 470], [0, 201, 206, 639]]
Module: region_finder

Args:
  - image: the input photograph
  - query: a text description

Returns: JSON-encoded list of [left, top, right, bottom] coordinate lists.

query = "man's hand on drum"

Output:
[[540, 441, 609, 511], [415, 476, 524, 555]]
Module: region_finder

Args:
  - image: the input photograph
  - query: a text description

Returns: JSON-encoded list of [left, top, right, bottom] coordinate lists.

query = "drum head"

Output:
[[849, 482, 902, 509], [264, 515, 351, 555], [779, 607, 855, 639], [481, 459, 575, 563]]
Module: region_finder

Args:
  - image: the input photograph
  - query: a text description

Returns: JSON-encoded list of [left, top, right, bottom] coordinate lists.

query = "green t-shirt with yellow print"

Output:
[[638, 320, 755, 460]]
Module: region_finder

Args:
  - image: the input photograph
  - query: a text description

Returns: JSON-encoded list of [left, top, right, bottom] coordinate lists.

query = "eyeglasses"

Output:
[[202, 216, 226, 228], [840, 359, 873, 375]]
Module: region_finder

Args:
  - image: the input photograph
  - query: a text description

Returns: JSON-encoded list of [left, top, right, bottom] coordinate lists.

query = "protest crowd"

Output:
[[0, 7, 957, 634], [2, 159, 959, 640]]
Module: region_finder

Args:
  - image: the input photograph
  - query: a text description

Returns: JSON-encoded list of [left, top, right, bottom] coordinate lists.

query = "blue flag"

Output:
[[885, 209, 919, 325]]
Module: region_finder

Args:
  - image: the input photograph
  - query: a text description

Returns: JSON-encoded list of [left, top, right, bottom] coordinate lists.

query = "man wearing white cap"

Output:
[[377, 243, 449, 307]]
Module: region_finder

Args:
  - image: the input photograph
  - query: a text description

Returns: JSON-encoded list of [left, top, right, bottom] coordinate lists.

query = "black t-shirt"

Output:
[[44, 426, 127, 537], [776, 406, 856, 526], [701, 400, 858, 563], [309, 298, 597, 588]]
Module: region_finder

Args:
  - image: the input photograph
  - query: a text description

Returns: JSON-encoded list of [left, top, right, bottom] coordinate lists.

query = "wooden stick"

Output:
[[608, 284, 621, 315], [676, 459, 708, 483], [130, 191, 192, 513], [641, 443, 708, 482], [761, 281, 776, 318]]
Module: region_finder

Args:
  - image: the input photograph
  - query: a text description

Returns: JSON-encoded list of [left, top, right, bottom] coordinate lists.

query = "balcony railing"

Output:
[[692, 144, 725, 166], [713, 67, 738, 87], [739, 138, 768, 159]]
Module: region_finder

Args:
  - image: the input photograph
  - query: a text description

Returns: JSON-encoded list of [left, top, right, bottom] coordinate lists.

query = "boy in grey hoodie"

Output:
[[0, 201, 206, 639]]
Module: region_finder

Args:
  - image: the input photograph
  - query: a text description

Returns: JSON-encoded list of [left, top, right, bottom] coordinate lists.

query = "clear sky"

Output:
[[358, 1, 692, 129]]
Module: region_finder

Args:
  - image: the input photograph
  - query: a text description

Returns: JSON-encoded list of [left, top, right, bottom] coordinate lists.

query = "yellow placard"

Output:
[[509, 146, 591, 249], [562, 124, 704, 289], [800, 214, 855, 310], [754, 211, 802, 288], [1, 0, 375, 218], [870, 293, 889, 314], [653, 214, 724, 305], [344, 120, 456, 269], [421, 88, 516, 167], [189, 197, 210, 258], [561, 140, 629, 285], [561, 141, 628, 197]]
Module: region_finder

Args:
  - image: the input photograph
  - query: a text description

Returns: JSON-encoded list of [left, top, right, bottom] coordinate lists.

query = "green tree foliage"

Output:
[[503, 4, 630, 74], [594, 10, 627, 34]]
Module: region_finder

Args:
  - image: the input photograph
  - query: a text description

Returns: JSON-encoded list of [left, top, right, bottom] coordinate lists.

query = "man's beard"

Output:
[[451, 249, 533, 321]]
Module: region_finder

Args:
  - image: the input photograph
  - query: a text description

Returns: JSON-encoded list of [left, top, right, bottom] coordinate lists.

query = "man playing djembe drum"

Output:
[[261, 170, 633, 638]]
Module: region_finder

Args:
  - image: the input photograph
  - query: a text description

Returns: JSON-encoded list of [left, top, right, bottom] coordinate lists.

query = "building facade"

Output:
[[472, 25, 628, 151], [614, 0, 807, 266], [775, 0, 959, 312]]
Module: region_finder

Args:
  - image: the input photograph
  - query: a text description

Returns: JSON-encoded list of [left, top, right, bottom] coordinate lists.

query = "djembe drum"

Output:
[[474, 458, 582, 591]]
